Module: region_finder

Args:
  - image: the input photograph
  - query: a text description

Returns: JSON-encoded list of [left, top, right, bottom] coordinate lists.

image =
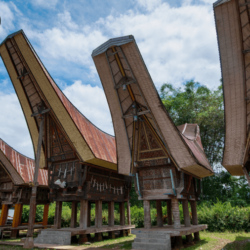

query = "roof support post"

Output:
[[23, 114, 45, 249]]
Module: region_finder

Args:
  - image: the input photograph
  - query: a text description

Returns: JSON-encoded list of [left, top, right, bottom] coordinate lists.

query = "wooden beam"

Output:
[[12, 203, 22, 228], [156, 201, 163, 227], [54, 201, 62, 229], [171, 198, 181, 229], [143, 200, 151, 229], [119, 202, 125, 226], [0, 204, 9, 226], [87, 202, 91, 227], [70, 201, 77, 228], [79, 200, 88, 229], [167, 200, 172, 225], [182, 200, 191, 227], [42, 204, 49, 229], [24, 115, 45, 249], [95, 200, 102, 228], [127, 201, 131, 234], [190, 200, 200, 241], [108, 201, 114, 227], [187, 176, 193, 193]]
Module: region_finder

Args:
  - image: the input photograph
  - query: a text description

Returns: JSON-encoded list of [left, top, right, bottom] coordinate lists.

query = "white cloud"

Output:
[[0, 1, 16, 39], [0, 92, 34, 158], [63, 81, 114, 135], [31, 0, 58, 8], [26, 1, 220, 88], [136, 0, 163, 11]]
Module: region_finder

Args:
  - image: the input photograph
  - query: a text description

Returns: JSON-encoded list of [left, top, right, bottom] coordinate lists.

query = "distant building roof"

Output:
[[0, 139, 48, 186]]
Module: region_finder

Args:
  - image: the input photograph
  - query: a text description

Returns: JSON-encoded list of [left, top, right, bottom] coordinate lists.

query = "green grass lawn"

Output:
[[1, 231, 250, 249]]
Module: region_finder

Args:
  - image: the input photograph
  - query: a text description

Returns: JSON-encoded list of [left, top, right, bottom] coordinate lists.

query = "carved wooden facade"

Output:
[[92, 37, 214, 247], [0, 31, 133, 246]]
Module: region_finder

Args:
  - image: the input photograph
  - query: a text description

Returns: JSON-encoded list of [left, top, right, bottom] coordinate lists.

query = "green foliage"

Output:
[[160, 80, 224, 166], [197, 201, 250, 232]]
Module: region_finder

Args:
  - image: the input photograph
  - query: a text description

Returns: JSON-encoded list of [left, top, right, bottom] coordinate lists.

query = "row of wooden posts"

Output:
[[0, 204, 49, 238], [144, 199, 200, 242], [52, 200, 131, 242]]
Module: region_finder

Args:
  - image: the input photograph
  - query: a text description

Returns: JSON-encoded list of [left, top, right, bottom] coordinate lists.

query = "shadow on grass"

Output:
[[94, 236, 134, 249], [223, 236, 250, 250], [184, 239, 210, 250]]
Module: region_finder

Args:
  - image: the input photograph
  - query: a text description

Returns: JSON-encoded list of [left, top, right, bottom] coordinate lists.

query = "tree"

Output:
[[160, 80, 224, 168]]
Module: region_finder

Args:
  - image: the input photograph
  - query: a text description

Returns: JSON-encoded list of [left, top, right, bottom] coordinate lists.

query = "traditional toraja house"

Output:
[[214, 0, 250, 183], [0, 138, 49, 238], [0, 30, 133, 248], [92, 36, 214, 249]]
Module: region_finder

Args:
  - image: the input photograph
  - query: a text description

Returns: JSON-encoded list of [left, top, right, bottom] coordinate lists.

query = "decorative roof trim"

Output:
[[91, 35, 134, 57]]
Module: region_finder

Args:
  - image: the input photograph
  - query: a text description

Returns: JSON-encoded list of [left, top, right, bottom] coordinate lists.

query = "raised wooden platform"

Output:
[[44, 224, 135, 236], [132, 224, 207, 237], [0, 224, 52, 231]]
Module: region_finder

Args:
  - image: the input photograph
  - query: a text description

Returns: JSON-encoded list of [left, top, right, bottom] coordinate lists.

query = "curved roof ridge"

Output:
[[22, 31, 114, 139]]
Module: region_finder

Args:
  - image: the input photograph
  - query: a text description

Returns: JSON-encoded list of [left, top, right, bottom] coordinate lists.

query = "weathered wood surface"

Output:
[[132, 224, 207, 237], [54, 201, 62, 229], [167, 200, 172, 225], [79, 200, 88, 229], [108, 201, 114, 227], [171, 198, 181, 229], [182, 200, 191, 227], [70, 201, 77, 228], [143, 200, 151, 229], [42, 204, 49, 228], [44, 224, 135, 236], [119, 202, 125, 226], [95, 200, 102, 228], [156, 200, 163, 227]]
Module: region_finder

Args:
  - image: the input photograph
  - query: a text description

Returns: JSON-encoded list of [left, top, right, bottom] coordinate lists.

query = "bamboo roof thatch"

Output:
[[92, 36, 214, 178], [214, 0, 250, 176]]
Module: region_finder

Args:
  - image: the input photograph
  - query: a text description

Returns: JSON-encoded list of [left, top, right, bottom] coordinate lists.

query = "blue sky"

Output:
[[0, 0, 220, 158]]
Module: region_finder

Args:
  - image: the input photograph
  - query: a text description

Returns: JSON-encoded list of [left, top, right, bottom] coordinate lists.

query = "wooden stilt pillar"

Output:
[[156, 200, 163, 227], [0, 204, 9, 226], [95, 233, 103, 241], [24, 114, 46, 249], [127, 202, 131, 234], [171, 198, 181, 229], [80, 200, 88, 229], [95, 200, 102, 228], [108, 201, 114, 227], [143, 200, 151, 229], [42, 204, 49, 229], [186, 234, 193, 245], [11, 203, 22, 239], [175, 236, 184, 249], [79, 234, 89, 244], [54, 201, 62, 229], [191, 200, 200, 241], [119, 202, 125, 226], [167, 200, 172, 225], [87, 202, 91, 227], [182, 200, 191, 227], [109, 231, 115, 239], [70, 201, 77, 228]]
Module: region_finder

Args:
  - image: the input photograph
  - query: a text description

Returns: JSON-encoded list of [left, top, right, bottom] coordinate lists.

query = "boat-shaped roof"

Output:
[[0, 30, 117, 171], [214, 0, 248, 175], [92, 36, 214, 178]]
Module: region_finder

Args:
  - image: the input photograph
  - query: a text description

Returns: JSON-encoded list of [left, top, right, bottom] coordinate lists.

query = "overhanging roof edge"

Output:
[[213, 0, 231, 7], [0, 29, 24, 47], [92, 35, 135, 57]]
